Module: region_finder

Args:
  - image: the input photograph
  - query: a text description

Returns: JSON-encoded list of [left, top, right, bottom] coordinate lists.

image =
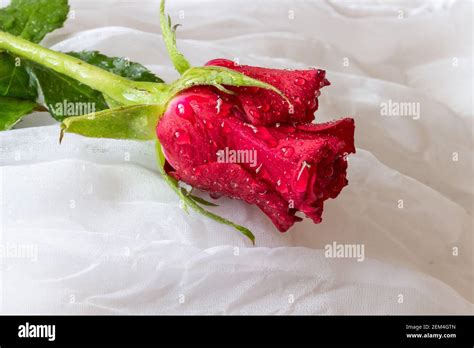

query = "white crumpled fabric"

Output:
[[0, 0, 472, 314]]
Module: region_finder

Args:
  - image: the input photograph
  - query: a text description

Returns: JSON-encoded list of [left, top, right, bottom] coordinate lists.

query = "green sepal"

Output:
[[189, 195, 219, 207], [60, 104, 163, 142], [155, 141, 255, 245], [167, 66, 292, 107], [160, 0, 191, 75]]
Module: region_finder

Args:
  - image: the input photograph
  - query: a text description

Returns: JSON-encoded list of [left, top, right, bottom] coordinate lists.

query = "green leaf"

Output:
[[155, 141, 255, 245], [0, 0, 68, 127], [160, 0, 191, 74], [0, 96, 37, 130], [0, 0, 69, 43], [33, 51, 164, 121], [61, 104, 162, 142], [68, 51, 164, 84], [0, 52, 37, 100], [33, 63, 109, 121]]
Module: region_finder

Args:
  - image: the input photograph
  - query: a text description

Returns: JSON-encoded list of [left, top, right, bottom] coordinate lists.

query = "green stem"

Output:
[[0, 31, 166, 105]]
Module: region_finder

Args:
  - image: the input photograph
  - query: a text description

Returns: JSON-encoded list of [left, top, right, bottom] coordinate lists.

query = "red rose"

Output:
[[157, 61, 355, 232], [55, 2, 356, 239]]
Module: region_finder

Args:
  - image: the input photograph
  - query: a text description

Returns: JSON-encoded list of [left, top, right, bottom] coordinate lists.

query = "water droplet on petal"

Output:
[[174, 129, 191, 145], [279, 182, 289, 195], [206, 121, 214, 130], [295, 162, 310, 192], [215, 97, 222, 114], [221, 121, 232, 134], [231, 106, 245, 120], [176, 102, 195, 123], [281, 146, 295, 157], [294, 78, 306, 86], [262, 103, 271, 112]]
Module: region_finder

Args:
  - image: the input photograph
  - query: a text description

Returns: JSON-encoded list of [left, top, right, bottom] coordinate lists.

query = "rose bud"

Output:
[[157, 87, 355, 232]]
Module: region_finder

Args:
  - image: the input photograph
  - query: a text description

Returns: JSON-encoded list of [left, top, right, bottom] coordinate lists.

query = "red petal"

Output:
[[206, 58, 329, 126], [171, 162, 301, 232], [156, 86, 355, 232]]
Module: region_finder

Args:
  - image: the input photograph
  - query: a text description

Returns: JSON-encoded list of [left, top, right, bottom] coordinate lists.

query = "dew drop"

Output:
[[206, 121, 214, 130], [216, 97, 222, 114], [176, 102, 195, 123], [221, 121, 232, 134], [174, 129, 191, 145], [295, 162, 310, 192], [294, 78, 306, 86], [281, 146, 295, 157], [279, 182, 288, 195]]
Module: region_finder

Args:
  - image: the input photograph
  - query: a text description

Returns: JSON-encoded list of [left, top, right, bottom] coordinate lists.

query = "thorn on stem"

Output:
[[59, 127, 65, 144]]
